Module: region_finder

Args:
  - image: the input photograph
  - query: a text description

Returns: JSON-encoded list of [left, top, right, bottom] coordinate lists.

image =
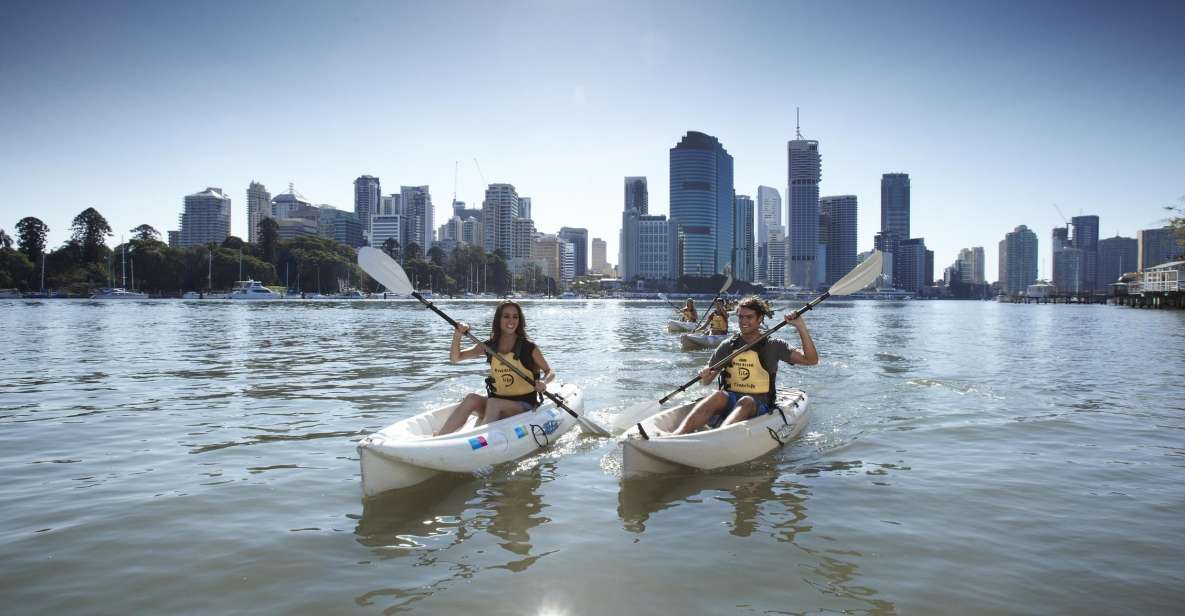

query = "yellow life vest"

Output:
[[489, 351, 536, 397], [681, 308, 695, 321], [709, 313, 727, 333], [723, 349, 771, 396]]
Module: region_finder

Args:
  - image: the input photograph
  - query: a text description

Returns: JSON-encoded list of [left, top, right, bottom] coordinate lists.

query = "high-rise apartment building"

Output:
[[482, 183, 520, 256], [512, 218, 536, 262], [178, 187, 231, 247], [1097, 236, 1137, 287], [820, 195, 857, 287], [786, 130, 821, 288], [955, 246, 985, 284], [999, 225, 1038, 294], [518, 197, 532, 221], [895, 238, 928, 292], [400, 186, 433, 251], [733, 195, 755, 282], [558, 227, 589, 277], [271, 185, 312, 220], [1071, 215, 1099, 291], [756, 185, 781, 248], [1051, 225, 1081, 292], [246, 181, 271, 244], [620, 176, 648, 281], [765, 226, 786, 287], [880, 173, 910, 284], [354, 175, 381, 243], [591, 237, 608, 275], [639, 215, 676, 281], [670, 131, 734, 276], [1137, 226, 1179, 270]]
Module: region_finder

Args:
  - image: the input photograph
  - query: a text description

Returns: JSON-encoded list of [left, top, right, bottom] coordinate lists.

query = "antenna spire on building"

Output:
[[289, 182, 295, 194], [795, 107, 803, 140]]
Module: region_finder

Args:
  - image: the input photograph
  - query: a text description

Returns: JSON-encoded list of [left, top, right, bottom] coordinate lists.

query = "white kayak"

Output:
[[621, 389, 809, 477], [667, 320, 698, 333], [679, 332, 729, 350], [358, 382, 583, 496]]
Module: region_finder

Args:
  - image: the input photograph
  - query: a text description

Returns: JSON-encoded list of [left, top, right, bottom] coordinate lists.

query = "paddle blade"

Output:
[[611, 399, 664, 432], [577, 415, 612, 437], [828, 250, 884, 296], [358, 247, 414, 295]]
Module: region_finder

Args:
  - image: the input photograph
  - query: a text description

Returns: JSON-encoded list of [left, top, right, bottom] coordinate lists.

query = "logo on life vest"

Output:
[[738, 367, 751, 380], [501, 374, 514, 387]]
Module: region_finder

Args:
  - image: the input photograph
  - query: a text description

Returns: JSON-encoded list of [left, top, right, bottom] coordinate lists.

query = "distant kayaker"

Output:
[[706, 299, 729, 335], [669, 296, 817, 434], [437, 300, 554, 435], [681, 298, 698, 322]]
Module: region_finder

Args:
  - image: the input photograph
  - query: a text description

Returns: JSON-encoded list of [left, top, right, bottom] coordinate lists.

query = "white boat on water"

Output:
[[91, 287, 148, 300], [334, 289, 367, 299], [667, 320, 698, 333], [0, 288, 22, 299], [357, 383, 583, 496], [227, 280, 280, 300], [621, 389, 809, 477], [679, 332, 729, 350]]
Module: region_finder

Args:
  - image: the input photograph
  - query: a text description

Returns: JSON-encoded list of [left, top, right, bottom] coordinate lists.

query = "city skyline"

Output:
[[2, 1, 1183, 280]]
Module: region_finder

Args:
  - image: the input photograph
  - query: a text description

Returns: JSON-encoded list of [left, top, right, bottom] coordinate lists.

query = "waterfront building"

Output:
[[820, 195, 857, 287], [873, 231, 900, 287], [512, 217, 536, 264], [733, 195, 755, 282], [274, 217, 319, 241], [558, 227, 589, 276], [896, 238, 928, 292], [638, 215, 676, 281], [999, 225, 1038, 294], [452, 199, 482, 222], [786, 125, 820, 288], [518, 197, 532, 221], [955, 247, 985, 284], [670, 131, 734, 277], [400, 186, 433, 252], [1098, 235, 1138, 287], [246, 181, 271, 244], [178, 187, 231, 247], [370, 214, 402, 252], [591, 238, 608, 275], [880, 173, 910, 284], [620, 176, 648, 281], [530, 234, 563, 290], [1051, 226, 1082, 293], [167, 230, 179, 247], [482, 183, 519, 255], [270, 185, 312, 220], [765, 226, 786, 287], [756, 186, 781, 254], [1071, 215, 1100, 291], [1138, 226, 1180, 270], [318, 207, 363, 247], [354, 175, 381, 242], [560, 240, 575, 287]]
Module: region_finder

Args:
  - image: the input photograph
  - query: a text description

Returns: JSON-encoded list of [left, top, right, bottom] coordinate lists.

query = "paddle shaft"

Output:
[[657, 291, 830, 405], [410, 292, 581, 419]]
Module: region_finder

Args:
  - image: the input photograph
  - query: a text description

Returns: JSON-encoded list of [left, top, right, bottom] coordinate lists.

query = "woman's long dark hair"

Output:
[[490, 300, 528, 347]]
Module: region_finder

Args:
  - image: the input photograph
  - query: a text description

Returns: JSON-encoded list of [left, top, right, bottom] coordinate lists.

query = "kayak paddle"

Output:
[[610, 251, 884, 432], [358, 247, 612, 438]]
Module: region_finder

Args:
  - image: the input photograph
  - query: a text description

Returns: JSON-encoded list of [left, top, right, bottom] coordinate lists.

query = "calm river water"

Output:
[[1, 298, 1183, 615]]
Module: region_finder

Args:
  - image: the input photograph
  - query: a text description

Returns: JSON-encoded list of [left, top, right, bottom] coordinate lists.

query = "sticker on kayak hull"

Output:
[[514, 425, 527, 439], [540, 420, 559, 435], [468, 435, 489, 450]]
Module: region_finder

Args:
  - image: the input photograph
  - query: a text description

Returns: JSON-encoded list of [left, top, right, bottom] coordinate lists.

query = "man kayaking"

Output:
[[669, 296, 817, 434], [437, 300, 554, 435]]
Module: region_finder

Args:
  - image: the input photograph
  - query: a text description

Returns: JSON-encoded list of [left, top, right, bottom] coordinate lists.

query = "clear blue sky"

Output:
[[2, 0, 1182, 280]]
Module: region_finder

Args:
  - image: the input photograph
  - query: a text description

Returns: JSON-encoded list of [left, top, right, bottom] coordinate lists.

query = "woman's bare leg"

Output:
[[438, 393, 487, 435], [478, 397, 529, 426]]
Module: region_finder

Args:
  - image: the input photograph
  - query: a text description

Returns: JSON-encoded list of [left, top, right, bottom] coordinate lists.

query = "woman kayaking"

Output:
[[706, 299, 729, 335], [437, 300, 554, 435], [681, 298, 698, 322], [669, 296, 817, 435]]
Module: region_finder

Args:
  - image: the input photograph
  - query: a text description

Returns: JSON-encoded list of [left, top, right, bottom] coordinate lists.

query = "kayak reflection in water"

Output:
[[437, 300, 554, 435], [670, 296, 817, 435]]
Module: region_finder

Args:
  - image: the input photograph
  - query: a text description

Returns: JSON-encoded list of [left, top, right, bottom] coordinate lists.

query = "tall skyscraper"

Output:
[[1097, 235, 1137, 287], [756, 185, 781, 247], [1071, 215, 1099, 291], [271, 184, 312, 220], [733, 195, 755, 282], [400, 185, 433, 251], [999, 225, 1038, 294], [786, 125, 820, 288], [955, 246, 986, 284], [178, 187, 231, 247], [896, 238, 928, 292], [670, 131, 734, 276], [246, 181, 271, 244], [591, 237, 608, 275], [638, 215, 676, 281], [765, 226, 786, 287], [558, 227, 589, 277], [820, 195, 857, 287], [1051, 225, 1081, 292], [620, 176, 648, 280], [482, 183, 519, 256], [1137, 226, 1178, 270], [879, 173, 910, 284], [624, 177, 648, 215], [354, 175, 381, 243]]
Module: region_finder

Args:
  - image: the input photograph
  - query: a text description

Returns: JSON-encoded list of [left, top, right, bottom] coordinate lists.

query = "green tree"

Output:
[[404, 242, 423, 262], [258, 217, 279, 263], [381, 237, 400, 261], [427, 245, 446, 267], [1167, 195, 1185, 260], [0, 228, 11, 250], [16, 216, 49, 262], [131, 224, 160, 242], [70, 207, 112, 262], [221, 235, 245, 250], [0, 247, 35, 289]]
